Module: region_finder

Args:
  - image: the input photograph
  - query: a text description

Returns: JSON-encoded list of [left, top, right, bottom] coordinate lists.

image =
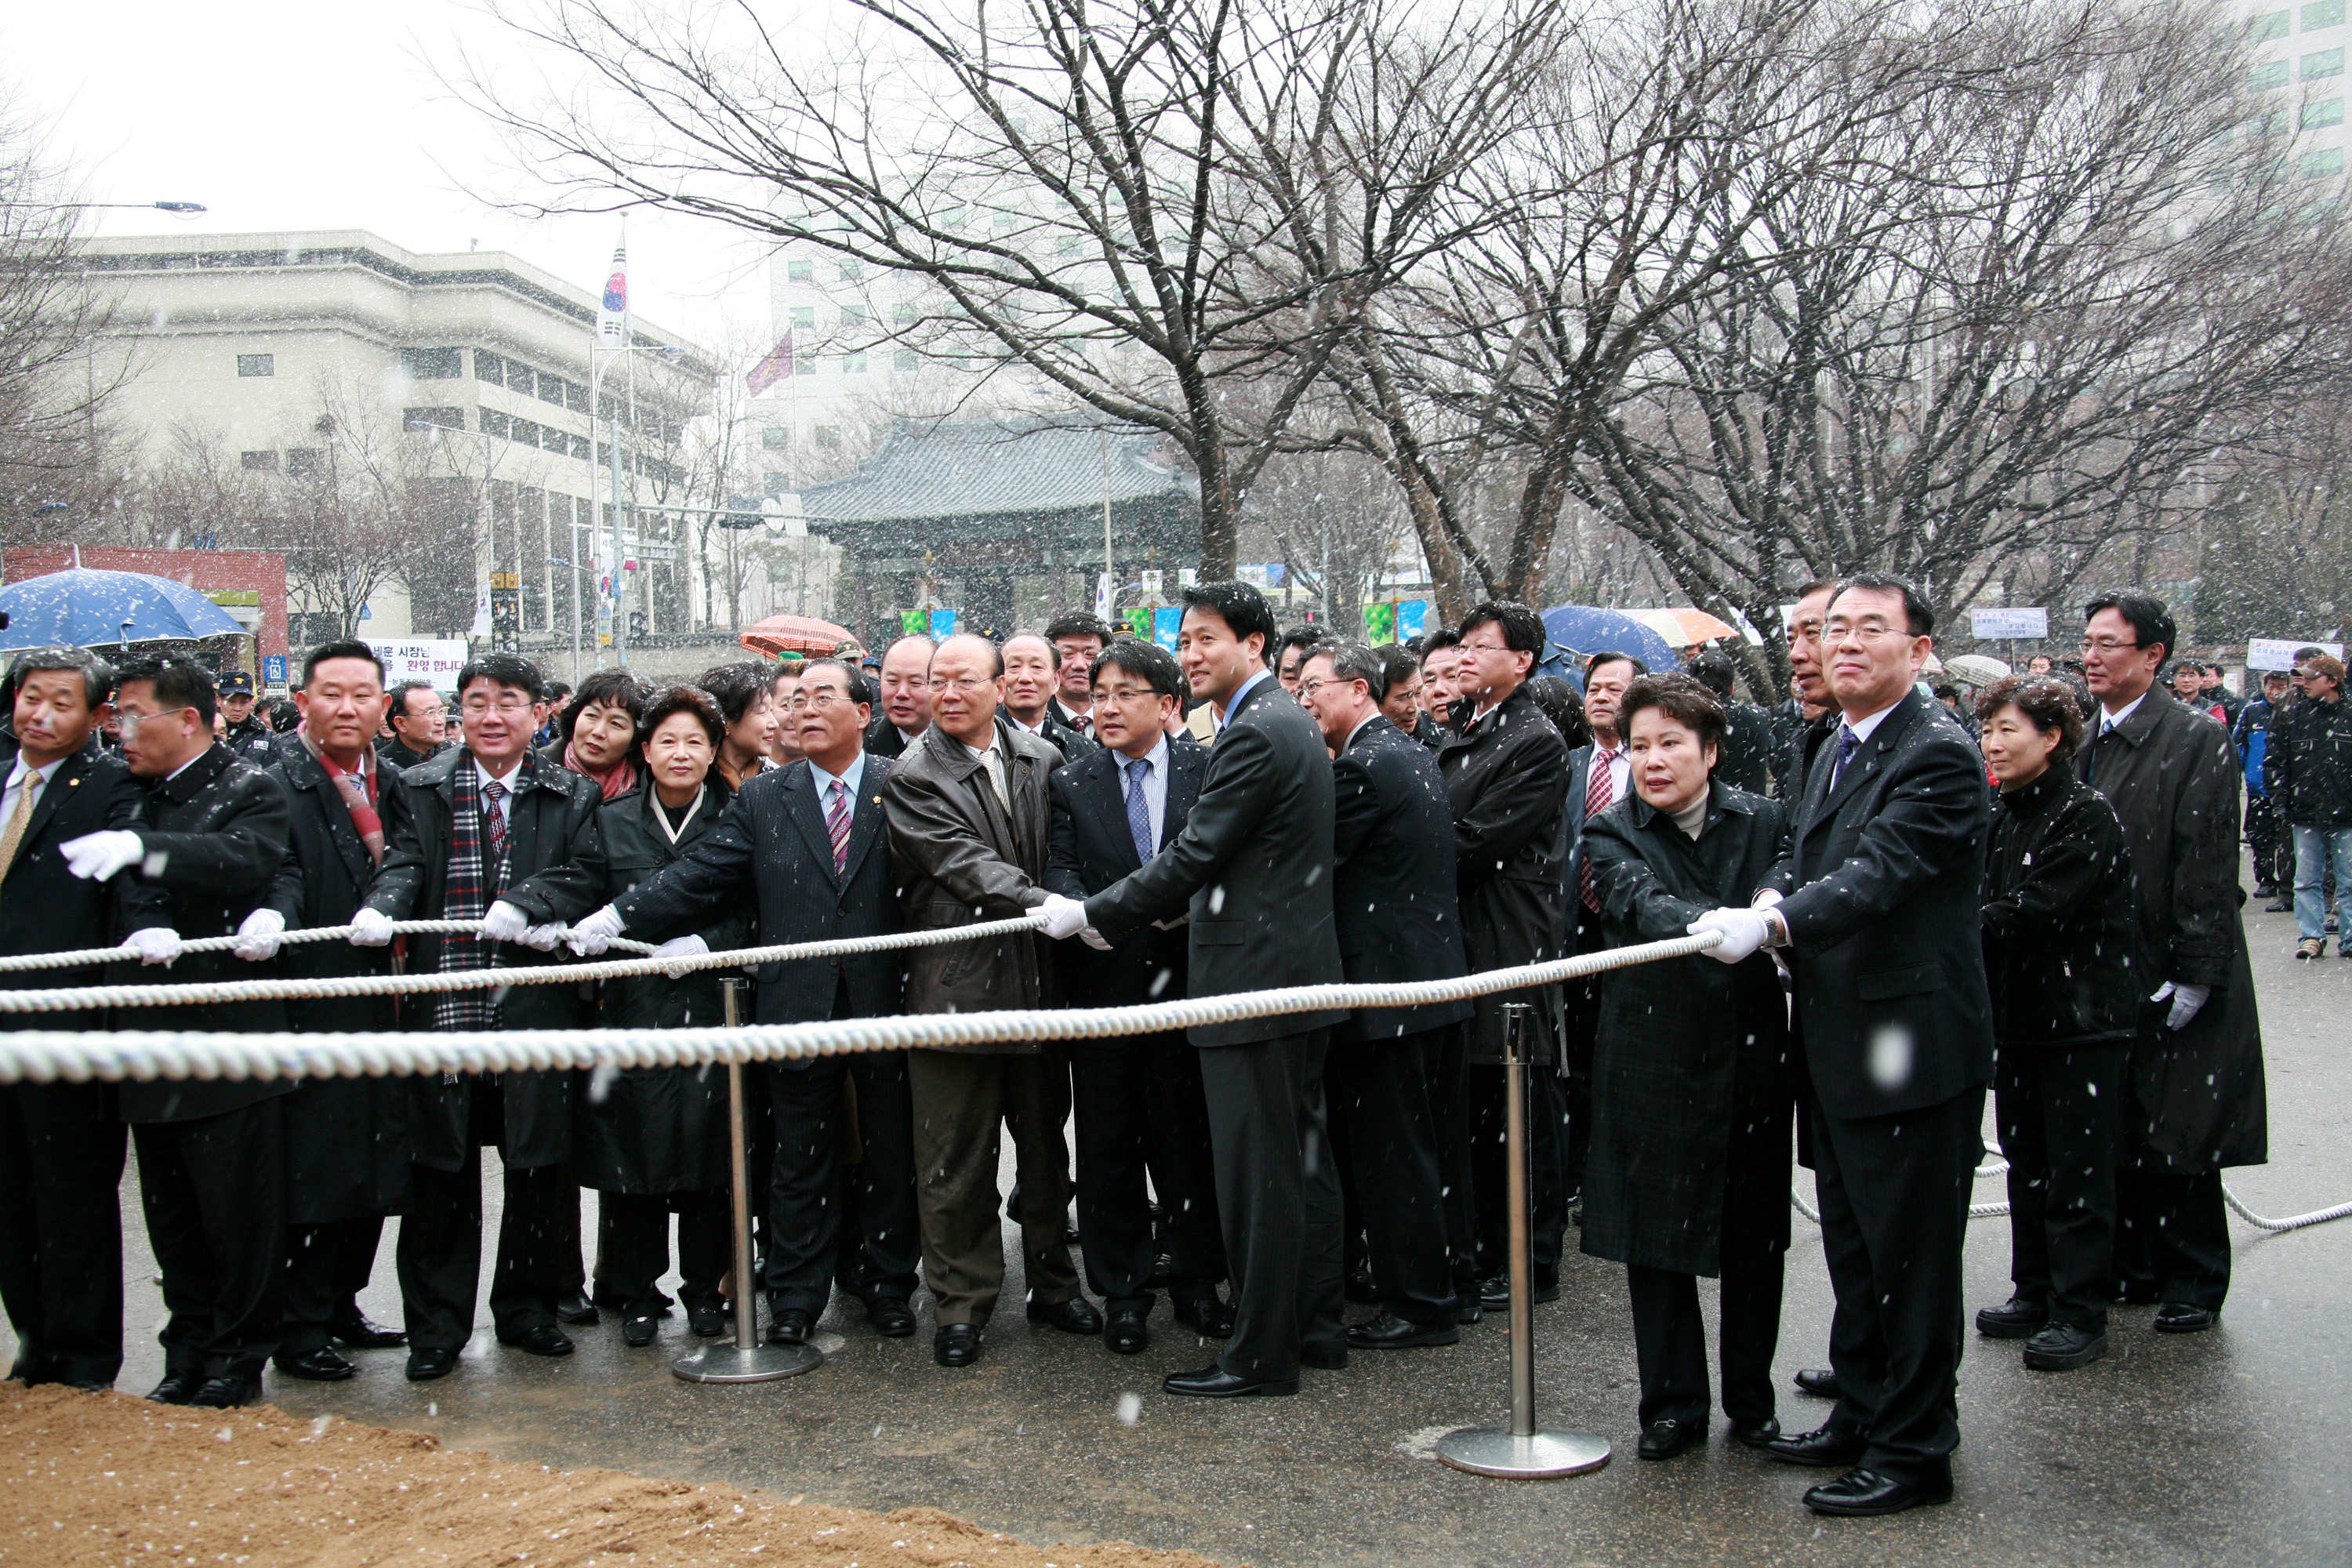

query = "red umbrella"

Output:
[[739, 614, 862, 659]]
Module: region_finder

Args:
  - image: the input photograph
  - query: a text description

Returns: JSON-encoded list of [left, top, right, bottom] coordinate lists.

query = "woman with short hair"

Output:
[[549, 670, 648, 801], [691, 662, 781, 789]]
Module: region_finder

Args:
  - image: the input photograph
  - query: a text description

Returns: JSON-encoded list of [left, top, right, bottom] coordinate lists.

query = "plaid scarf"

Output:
[[435, 751, 531, 1033], [297, 725, 384, 866]]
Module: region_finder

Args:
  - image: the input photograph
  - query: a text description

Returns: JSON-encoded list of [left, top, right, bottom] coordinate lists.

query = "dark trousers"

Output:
[[1995, 1042, 2126, 1330], [281, 1216, 386, 1357], [2115, 1165, 2233, 1312], [1327, 1030, 1456, 1327], [1812, 1087, 1984, 1490], [0, 1082, 126, 1387], [1625, 1158, 1785, 1428], [1069, 1032, 1226, 1314], [1562, 909, 1607, 1195], [906, 1047, 1081, 1327], [1422, 1025, 1479, 1297], [1469, 1063, 1566, 1284], [396, 1083, 577, 1348], [764, 1050, 919, 1316], [132, 1098, 285, 1381], [1199, 1029, 1345, 1381], [601, 1190, 728, 1311]]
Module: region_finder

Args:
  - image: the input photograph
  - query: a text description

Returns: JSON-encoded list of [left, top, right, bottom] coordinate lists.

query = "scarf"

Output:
[[298, 725, 384, 866], [436, 752, 529, 1033], [562, 739, 639, 802]]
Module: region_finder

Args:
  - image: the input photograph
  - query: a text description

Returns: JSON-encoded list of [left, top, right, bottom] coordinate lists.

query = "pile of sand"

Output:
[[0, 1384, 1229, 1568]]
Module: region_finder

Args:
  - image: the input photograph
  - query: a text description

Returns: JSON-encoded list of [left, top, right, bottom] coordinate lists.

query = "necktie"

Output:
[[1124, 756, 1156, 863], [1829, 725, 1860, 792], [1578, 749, 1618, 913], [0, 770, 38, 890], [826, 778, 852, 877], [2084, 717, 2115, 784], [481, 779, 510, 868]]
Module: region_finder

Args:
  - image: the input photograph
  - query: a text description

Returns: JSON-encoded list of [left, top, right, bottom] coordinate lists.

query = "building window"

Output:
[[2304, 145, 2347, 176], [760, 426, 790, 450], [788, 259, 813, 282], [474, 350, 504, 384], [895, 349, 920, 372], [2252, 59, 2291, 88], [479, 408, 511, 439], [2307, 96, 2345, 127], [2307, 45, 2346, 75], [241, 450, 279, 472], [796, 358, 816, 376], [405, 407, 466, 435], [815, 425, 841, 448], [236, 353, 274, 378], [841, 306, 866, 326], [2309, 0, 2346, 27], [791, 307, 816, 328], [2252, 8, 2291, 39], [894, 302, 918, 324], [570, 434, 593, 461], [512, 418, 543, 448], [285, 448, 325, 478], [762, 470, 789, 494], [838, 260, 862, 281], [565, 380, 588, 412], [506, 364, 537, 398], [844, 352, 869, 373], [402, 347, 465, 379], [538, 373, 566, 406]]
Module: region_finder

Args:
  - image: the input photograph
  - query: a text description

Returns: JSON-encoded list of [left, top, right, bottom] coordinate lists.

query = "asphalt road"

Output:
[[15, 865, 2350, 1566]]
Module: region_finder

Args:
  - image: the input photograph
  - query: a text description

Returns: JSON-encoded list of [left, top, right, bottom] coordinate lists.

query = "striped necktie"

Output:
[[826, 778, 851, 877], [1124, 756, 1156, 863], [0, 769, 38, 891], [1578, 749, 1618, 913], [481, 779, 510, 868]]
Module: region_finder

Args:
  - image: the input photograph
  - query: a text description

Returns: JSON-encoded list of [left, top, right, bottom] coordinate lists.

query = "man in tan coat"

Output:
[[881, 633, 1099, 1368]]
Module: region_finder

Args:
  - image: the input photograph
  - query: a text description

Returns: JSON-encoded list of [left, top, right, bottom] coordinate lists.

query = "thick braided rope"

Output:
[[1789, 1142, 2346, 1231], [0, 920, 656, 975]]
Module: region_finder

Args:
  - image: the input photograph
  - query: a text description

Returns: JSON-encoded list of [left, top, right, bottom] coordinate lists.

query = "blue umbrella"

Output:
[[0, 568, 249, 652], [1537, 605, 1682, 684]]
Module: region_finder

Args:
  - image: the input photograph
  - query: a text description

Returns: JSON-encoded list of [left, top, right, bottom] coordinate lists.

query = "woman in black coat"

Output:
[[1581, 673, 1793, 1462], [568, 685, 750, 1345], [1972, 675, 2136, 1372]]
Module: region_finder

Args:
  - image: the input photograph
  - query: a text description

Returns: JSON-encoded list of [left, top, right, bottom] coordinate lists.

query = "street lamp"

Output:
[[589, 343, 685, 670]]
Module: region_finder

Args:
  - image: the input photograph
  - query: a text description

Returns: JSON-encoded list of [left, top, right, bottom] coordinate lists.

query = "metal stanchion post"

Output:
[[1436, 1000, 1610, 1478], [673, 977, 822, 1384]]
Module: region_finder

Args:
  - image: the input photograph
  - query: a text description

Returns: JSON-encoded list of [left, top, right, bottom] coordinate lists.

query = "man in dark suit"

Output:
[[64, 655, 296, 1409], [1299, 643, 1470, 1348], [1044, 637, 1229, 1356], [1712, 572, 1992, 1518], [0, 649, 143, 1391], [1374, 644, 1443, 749], [377, 681, 451, 772], [1002, 631, 1100, 764], [1689, 646, 1774, 794], [1043, 581, 1349, 1398], [581, 657, 921, 1347], [350, 652, 606, 1381], [1044, 612, 1112, 739], [1558, 651, 1646, 1218], [218, 669, 278, 764], [862, 633, 934, 759]]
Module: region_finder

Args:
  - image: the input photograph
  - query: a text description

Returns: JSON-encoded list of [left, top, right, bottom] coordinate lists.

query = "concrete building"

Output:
[[2245, 0, 2347, 176]]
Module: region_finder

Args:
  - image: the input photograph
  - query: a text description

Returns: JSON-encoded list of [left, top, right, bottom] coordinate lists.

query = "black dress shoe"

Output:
[[1477, 1273, 1561, 1308], [554, 1290, 600, 1327], [766, 1308, 814, 1345], [1172, 1296, 1235, 1338], [622, 1313, 659, 1348], [327, 1314, 408, 1351], [1299, 1345, 1348, 1371], [1105, 1308, 1150, 1355], [496, 1324, 575, 1357], [191, 1374, 262, 1409], [867, 1298, 916, 1338], [689, 1304, 729, 1338], [1804, 1466, 1952, 1516], [147, 1370, 205, 1405], [1345, 1311, 1461, 1350], [1456, 1298, 1484, 1326], [2023, 1323, 2107, 1369], [273, 1348, 356, 1381], [2265, 897, 2293, 913], [2154, 1302, 2218, 1334], [1163, 1364, 1298, 1397], [1766, 1423, 1868, 1468], [1976, 1296, 2049, 1339], [1732, 1416, 1783, 1448], [934, 1323, 983, 1367], [1027, 1296, 1105, 1335], [1794, 1367, 1841, 1399], [1638, 1416, 1706, 1460], [405, 1347, 458, 1381]]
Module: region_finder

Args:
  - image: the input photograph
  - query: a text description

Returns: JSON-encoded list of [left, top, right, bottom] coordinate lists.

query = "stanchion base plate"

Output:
[[1436, 1426, 1611, 1479], [671, 1341, 824, 1384]]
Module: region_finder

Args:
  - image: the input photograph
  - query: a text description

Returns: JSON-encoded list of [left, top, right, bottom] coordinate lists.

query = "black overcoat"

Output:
[[1980, 766, 2137, 1049], [1437, 684, 1569, 1065], [1330, 716, 1472, 1041], [1579, 782, 1793, 1277]]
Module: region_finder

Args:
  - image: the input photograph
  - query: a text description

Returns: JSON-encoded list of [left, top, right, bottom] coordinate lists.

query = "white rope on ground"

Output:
[[0, 920, 658, 975]]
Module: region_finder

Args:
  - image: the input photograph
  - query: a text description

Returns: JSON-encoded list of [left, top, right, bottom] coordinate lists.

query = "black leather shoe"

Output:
[[1027, 1296, 1105, 1336], [2024, 1323, 2107, 1369], [327, 1314, 407, 1350], [1804, 1466, 1952, 1516], [1455, 1298, 1484, 1325], [867, 1298, 916, 1338], [1345, 1311, 1460, 1350], [1163, 1364, 1298, 1397], [1477, 1273, 1560, 1308], [622, 1313, 659, 1348], [554, 1290, 600, 1327], [766, 1308, 813, 1345], [273, 1348, 356, 1381], [496, 1324, 575, 1357], [1299, 1345, 1348, 1371], [1172, 1296, 1235, 1338], [191, 1374, 262, 1409], [1794, 1367, 1841, 1399], [689, 1304, 728, 1338], [147, 1370, 205, 1405], [2265, 897, 2293, 913], [1638, 1416, 1706, 1460], [1732, 1416, 1783, 1448], [934, 1324, 983, 1367], [1105, 1308, 1150, 1355], [2154, 1302, 2218, 1334], [1976, 1296, 2048, 1339], [1766, 1423, 1868, 1468], [405, 1347, 457, 1381]]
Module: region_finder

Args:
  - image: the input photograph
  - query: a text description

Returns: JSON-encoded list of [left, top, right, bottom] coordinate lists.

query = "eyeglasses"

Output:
[[1821, 620, 1909, 644], [2080, 637, 2141, 654], [784, 691, 852, 713], [460, 695, 535, 715], [1298, 677, 1363, 700], [1457, 640, 1511, 656], [116, 706, 193, 738]]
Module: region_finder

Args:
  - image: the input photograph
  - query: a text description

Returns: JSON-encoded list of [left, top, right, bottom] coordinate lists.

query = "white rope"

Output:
[[0, 920, 657, 975]]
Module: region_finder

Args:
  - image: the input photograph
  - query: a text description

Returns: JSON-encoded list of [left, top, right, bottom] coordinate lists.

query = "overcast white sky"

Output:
[[9, 0, 773, 356]]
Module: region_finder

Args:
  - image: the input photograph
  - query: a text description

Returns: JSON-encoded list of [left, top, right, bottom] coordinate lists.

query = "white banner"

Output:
[[366, 639, 471, 690], [1969, 607, 2049, 640], [2249, 637, 2345, 672]]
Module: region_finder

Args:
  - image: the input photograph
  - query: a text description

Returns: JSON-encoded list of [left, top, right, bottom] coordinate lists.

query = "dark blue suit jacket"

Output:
[[1045, 734, 1206, 1009]]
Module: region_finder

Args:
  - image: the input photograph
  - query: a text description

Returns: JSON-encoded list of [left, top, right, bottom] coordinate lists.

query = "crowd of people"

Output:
[[0, 575, 2278, 1521]]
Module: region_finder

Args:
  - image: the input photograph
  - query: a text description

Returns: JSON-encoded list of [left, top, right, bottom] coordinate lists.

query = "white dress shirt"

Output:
[[1586, 741, 1632, 808], [808, 750, 869, 808], [0, 756, 64, 841], [963, 736, 1010, 813], [2097, 691, 2148, 732]]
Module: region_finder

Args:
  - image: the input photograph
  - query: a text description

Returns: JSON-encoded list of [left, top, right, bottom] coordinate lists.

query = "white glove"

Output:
[[60, 829, 144, 882], [2151, 982, 2210, 1032], [1037, 893, 1091, 940], [480, 899, 533, 944], [233, 907, 286, 962], [127, 927, 182, 967], [519, 923, 566, 953], [1686, 907, 1770, 964], [651, 932, 709, 978], [568, 903, 626, 957], [1079, 926, 1112, 951], [348, 906, 396, 947]]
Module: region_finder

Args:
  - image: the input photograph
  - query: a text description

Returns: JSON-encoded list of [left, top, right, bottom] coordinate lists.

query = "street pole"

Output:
[[1102, 429, 1115, 624]]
